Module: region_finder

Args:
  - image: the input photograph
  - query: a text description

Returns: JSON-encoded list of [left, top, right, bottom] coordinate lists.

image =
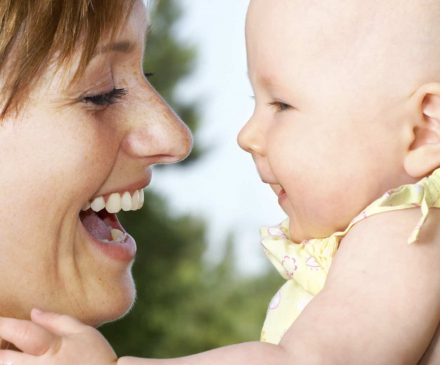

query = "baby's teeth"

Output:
[[91, 197, 105, 212], [138, 189, 144, 210], [121, 192, 132, 211], [81, 201, 91, 211], [111, 229, 124, 241], [131, 190, 140, 211], [106, 193, 122, 214]]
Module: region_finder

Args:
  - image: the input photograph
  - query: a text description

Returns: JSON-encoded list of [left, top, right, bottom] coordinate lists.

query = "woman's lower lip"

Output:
[[90, 233, 137, 263], [79, 214, 137, 263]]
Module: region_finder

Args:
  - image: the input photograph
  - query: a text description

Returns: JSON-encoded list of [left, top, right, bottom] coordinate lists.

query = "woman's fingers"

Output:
[[31, 309, 86, 336], [0, 317, 58, 356]]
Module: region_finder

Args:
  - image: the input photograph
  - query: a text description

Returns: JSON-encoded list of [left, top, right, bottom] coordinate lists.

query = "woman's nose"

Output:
[[121, 86, 193, 165], [237, 113, 266, 157]]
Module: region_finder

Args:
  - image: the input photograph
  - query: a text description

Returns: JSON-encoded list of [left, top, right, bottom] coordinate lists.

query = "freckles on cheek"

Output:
[[72, 125, 117, 176]]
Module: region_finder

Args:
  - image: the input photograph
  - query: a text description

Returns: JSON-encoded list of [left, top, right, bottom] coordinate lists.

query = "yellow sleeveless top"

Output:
[[260, 169, 440, 345]]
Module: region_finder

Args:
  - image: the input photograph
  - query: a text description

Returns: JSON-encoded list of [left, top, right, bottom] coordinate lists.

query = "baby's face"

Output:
[[239, 0, 428, 241]]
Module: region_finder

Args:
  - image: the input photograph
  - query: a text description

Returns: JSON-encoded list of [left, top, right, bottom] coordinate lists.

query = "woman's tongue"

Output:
[[79, 210, 112, 240]]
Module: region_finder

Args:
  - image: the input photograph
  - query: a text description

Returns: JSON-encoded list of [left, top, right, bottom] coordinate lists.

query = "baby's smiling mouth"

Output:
[[278, 187, 287, 204], [79, 189, 144, 244], [278, 187, 286, 199]]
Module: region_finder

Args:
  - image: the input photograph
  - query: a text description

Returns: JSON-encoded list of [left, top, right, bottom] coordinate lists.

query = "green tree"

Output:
[[99, 0, 283, 358]]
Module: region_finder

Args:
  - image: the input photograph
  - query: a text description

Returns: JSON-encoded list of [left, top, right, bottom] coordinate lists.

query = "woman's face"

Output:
[[0, 2, 192, 325]]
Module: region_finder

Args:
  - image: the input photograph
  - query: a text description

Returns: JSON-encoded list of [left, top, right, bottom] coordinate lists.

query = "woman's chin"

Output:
[[85, 288, 136, 328], [68, 213, 137, 327], [76, 271, 137, 328]]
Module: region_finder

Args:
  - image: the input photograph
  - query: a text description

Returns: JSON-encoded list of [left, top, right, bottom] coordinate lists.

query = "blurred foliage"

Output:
[[99, 0, 283, 359]]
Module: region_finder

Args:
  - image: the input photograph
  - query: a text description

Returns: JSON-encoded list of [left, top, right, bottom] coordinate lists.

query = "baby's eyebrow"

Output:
[[247, 70, 281, 88]]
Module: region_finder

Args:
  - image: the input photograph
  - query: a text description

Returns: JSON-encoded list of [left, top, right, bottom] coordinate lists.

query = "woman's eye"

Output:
[[82, 88, 128, 107], [268, 101, 291, 112]]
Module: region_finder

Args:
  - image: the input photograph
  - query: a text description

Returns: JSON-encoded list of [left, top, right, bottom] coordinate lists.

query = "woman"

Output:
[[0, 0, 192, 336]]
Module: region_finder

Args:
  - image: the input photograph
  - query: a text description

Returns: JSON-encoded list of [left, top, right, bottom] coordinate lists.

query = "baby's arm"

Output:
[[2, 208, 440, 364], [124, 208, 440, 365], [119, 343, 285, 365], [277, 208, 440, 364], [0, 312, 292, 365], [106, 208, 440, 364]]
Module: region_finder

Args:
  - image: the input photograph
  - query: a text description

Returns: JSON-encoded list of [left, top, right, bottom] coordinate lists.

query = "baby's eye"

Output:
[[82, 88, 128, 108], [268, 101, 292, 112]]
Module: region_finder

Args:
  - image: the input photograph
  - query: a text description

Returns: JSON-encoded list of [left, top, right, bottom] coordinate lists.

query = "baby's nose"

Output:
[[237, 115, 266, 157]]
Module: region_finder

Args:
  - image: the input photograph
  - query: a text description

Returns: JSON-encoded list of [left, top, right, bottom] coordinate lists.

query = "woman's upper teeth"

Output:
[[81, 189, 145, 213]]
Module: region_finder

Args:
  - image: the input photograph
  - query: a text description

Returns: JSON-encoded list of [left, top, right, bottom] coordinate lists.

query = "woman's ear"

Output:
[[404, 83, 440, 178]]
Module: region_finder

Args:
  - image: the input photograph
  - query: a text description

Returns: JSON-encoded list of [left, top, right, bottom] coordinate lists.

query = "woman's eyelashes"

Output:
[[82, 88, 128, 107], [80, 71, 154, 109]]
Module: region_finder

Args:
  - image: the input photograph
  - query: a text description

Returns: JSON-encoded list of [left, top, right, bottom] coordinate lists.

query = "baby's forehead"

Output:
[[249, 0, 436, 51], [247, 0, 440, 100]]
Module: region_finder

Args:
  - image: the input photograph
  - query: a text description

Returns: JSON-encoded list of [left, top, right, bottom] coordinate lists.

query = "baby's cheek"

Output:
[[288, 176, 362, 240]]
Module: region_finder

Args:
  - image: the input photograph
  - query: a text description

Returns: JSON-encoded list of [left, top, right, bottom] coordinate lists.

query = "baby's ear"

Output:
[[404, 83, 440, 178]]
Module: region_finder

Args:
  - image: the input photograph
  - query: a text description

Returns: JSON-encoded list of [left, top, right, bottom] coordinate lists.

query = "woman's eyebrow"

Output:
[[94, 41, 136, 58]]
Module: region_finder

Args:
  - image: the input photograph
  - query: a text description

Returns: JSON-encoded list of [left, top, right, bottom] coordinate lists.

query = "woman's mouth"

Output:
[[79, 209, 124, 242], [78, 189, 145, 262]]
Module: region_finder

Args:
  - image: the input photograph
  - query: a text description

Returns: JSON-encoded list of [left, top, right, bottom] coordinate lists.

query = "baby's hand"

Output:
[[0, 309, 118, 365]]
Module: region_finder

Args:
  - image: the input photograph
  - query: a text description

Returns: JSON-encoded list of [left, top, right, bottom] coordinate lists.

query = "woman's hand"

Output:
[[0, 309, 118, 364]]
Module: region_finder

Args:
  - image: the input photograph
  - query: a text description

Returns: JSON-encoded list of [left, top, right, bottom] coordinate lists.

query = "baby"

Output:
[[2, 0, 440, 363]]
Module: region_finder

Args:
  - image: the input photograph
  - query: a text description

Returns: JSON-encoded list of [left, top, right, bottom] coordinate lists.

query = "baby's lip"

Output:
[[261, 177, 279, 185], [278, 188, 286, 198]]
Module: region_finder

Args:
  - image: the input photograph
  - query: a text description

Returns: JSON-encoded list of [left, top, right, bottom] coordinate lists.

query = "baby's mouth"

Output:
[[79, 189, 144, 244], [278, 187, 286, 199]]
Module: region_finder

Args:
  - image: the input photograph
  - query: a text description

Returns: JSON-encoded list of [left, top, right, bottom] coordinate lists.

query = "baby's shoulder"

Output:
[[345, 207, 440, 249], [283, 209, 440, 365], [332, 208, 440, 285]]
